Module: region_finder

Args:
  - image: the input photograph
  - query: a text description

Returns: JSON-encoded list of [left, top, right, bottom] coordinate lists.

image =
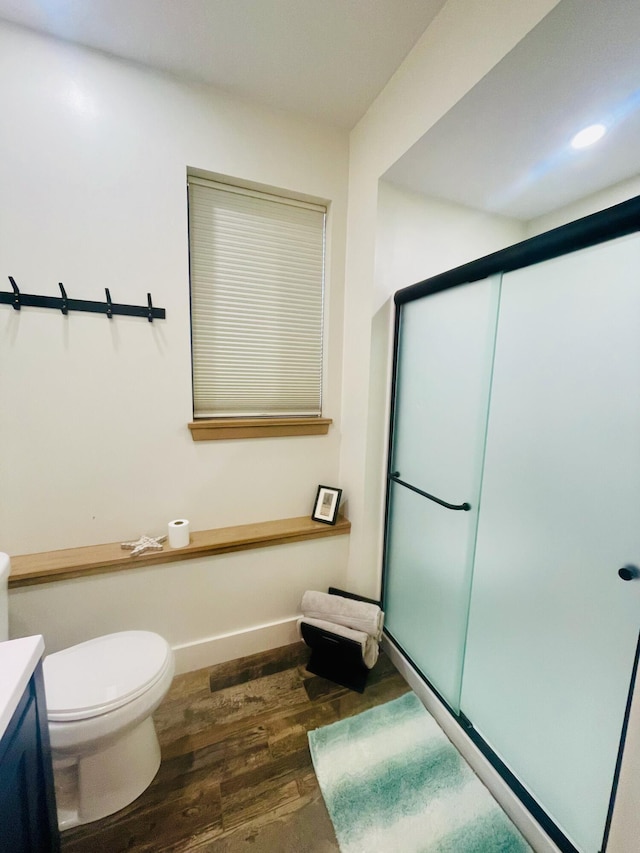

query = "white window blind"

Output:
[[188, 177, 326, 418]]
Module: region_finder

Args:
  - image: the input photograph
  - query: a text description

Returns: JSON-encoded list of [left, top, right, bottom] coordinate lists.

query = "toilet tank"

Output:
[[0, 553, 9, 641]]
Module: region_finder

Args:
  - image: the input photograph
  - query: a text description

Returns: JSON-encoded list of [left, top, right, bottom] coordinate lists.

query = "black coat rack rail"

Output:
[[0, 276, 166, 322]]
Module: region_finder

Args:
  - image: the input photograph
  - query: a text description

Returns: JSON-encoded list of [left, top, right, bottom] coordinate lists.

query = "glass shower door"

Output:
[[384, 276, 500, 711], [460, 233, 640, 852]]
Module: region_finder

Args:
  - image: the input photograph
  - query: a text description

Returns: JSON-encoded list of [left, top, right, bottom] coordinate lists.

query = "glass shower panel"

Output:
[[391, 278, 500, 502], [385, 481, 479, 708], [460, 233, 640, 853], [384, 276, 500, 711]]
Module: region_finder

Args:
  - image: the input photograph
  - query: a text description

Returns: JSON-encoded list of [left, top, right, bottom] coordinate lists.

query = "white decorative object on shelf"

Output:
[[120, 535, 167, 557]]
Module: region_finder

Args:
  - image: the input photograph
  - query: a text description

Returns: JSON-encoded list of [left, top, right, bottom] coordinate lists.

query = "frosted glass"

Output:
[[385, 482, 478, 709], [392, 279, 500, 502], [384, 276, 500, 710], [461, 233, 640, 853]]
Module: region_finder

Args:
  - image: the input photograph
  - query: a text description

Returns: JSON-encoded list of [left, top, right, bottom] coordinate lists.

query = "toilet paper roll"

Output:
[[168, 519, 190, 549]]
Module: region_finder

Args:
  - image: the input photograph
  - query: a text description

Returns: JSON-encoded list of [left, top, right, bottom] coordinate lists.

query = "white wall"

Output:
[[526, 173, 640, 236], [340, 0, 560, 598], [9, 537, 349, 669], [0, 21, 349, 666], [375, 182, 525, 306]]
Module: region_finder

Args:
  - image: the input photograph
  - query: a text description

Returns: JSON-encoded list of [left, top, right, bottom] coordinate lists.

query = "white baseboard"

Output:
[[381, 635, 562, 853], [172, 617, 300, 674]]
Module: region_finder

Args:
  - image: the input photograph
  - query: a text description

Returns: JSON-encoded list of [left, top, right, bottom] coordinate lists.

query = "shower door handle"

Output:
[[618, 565, 640, 581], [390, 472, 471, 511]]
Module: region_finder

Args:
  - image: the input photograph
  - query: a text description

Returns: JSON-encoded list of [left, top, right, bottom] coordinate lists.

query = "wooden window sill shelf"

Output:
[[8, 515, 351, 589], [188, 417, 332, 441]]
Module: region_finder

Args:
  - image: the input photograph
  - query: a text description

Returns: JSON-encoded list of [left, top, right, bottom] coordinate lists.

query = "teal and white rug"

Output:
[[308, 692, 532, 853]]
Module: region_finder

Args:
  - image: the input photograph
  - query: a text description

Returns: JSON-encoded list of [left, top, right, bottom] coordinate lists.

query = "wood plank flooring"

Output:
[[60, 642, 410, 852]]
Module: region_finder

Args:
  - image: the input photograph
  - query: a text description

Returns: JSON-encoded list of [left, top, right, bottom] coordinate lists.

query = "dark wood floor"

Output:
[[60, 642, 410, 852]]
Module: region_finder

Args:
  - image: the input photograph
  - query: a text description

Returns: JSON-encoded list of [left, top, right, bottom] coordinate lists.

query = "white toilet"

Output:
[[0, 553, 175, 830]]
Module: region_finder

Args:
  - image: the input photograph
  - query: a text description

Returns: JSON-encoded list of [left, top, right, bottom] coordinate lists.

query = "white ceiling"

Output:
[[0, 0, 447, 129], [383, 0, 640, 221], [2, 0, 637, 220]]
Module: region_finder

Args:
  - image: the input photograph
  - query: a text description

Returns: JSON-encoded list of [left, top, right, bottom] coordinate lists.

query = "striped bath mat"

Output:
[[308, 692, 531, 853]]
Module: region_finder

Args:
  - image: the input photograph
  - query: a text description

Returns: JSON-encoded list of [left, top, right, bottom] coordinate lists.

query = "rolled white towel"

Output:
[[297, 617, 379, 670], [301, 590, 384, 640]]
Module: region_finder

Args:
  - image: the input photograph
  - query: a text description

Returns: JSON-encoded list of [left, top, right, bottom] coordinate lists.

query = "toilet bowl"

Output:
[[43, 630, 175, 830]]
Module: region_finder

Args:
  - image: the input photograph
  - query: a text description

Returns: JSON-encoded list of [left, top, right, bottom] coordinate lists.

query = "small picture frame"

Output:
[[312, 485, 343, 525]]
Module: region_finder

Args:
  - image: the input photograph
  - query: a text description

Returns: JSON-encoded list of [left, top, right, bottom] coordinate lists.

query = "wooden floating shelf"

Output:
[[188, 417, 332, 441], [8, 516, 351, 588]]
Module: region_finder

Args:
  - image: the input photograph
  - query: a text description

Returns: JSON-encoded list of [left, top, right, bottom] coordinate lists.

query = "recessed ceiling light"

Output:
[[570, 123, 607, 150]]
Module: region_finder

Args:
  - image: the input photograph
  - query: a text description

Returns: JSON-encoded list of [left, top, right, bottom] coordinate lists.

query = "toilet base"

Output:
[[54, 716, 161, 830]]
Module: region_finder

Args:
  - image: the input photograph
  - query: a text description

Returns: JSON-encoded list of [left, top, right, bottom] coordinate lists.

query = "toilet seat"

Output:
[[44, 631, 172, 722]]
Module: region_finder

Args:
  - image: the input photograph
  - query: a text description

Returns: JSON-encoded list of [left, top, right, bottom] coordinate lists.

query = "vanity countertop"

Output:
[[0, 634, 45, 740]]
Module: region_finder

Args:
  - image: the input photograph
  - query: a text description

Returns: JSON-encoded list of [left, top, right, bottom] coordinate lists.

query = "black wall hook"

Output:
[[105, 287, 113, 319], [8, 276, 21, 310], [58, 282, 69, 315], [147, 293, 154, 323]]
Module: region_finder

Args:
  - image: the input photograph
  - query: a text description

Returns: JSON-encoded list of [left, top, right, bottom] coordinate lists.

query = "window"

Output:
[[188, 175, 326, 420]]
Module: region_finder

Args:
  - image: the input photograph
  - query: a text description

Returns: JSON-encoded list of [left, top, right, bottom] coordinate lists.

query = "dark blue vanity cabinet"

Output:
[[0, 661, 59, 853]]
